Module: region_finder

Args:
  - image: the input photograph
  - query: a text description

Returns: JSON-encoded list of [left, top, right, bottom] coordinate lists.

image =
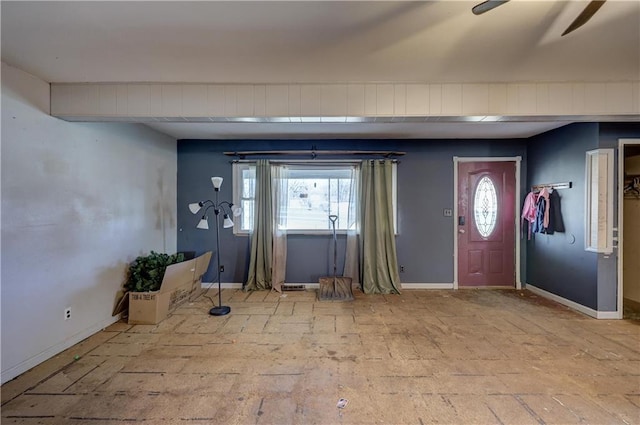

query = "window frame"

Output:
[[232, 162, 256, 235], [232, 161, 398, 236]]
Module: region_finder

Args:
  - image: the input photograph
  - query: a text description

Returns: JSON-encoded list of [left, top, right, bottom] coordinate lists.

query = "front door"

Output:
[[458, 161, 516, 287]]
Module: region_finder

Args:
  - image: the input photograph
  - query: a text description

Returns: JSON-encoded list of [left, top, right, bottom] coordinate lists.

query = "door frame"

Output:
[[453, 156, 522, 290], [617, 139, 640, 319]]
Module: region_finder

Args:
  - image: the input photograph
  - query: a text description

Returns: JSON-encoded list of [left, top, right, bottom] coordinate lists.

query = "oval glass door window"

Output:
[[474, 176, 498, 237]]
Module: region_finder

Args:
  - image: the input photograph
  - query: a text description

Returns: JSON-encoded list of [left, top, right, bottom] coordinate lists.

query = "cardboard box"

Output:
[[191, 251, 212, 300], [128, 251, 212, 325]]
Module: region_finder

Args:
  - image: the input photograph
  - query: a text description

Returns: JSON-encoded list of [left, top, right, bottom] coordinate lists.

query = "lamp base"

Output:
[[209, 305, 231, 316]]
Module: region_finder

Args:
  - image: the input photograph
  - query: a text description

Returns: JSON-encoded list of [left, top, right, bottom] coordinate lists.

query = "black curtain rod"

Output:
[[229, 159, 400, 164], [223, 150, 405, 159]]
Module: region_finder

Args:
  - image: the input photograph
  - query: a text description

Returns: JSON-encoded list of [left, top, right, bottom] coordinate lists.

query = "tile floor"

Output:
[[2, 289, 639, 424]]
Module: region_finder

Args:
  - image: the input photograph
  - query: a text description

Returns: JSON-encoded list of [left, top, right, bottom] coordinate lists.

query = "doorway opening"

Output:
[[618, 139, 640, 319]]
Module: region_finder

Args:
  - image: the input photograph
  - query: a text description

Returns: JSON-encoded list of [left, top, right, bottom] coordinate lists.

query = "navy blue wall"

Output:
[[600, 123, 640, 147], [178, 139, 527, 284], [526, 123, 600, 309]]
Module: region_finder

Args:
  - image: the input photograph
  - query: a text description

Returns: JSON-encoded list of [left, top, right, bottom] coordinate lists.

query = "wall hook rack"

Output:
[[531, 181, 572, 192]]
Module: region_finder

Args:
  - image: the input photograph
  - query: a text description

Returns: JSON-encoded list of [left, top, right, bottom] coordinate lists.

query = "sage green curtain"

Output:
[[245, 160, 273, 291], [271, 165, 288, 292], [360, 160, 401, 294], [343, 165, 360, 285]]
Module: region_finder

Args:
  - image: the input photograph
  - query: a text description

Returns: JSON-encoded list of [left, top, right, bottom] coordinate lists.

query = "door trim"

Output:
[[453, 156, 522, 290], [617, 138, 640, 319]]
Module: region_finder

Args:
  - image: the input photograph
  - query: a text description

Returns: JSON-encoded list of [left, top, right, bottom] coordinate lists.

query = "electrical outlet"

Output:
[[219, 265, 224, 273], [400, 265, 405, 273], [64, 307, 71, 320], [443, 208, 453, 217]]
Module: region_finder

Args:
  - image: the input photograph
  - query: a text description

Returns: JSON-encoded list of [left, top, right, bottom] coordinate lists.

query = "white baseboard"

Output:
[[285, 283, 320, 289], [201, 282, 243, 289], [401, 283, 454, 289], [595, 311, 622, 319], [203, 282, 455, 290], [1, 313, 123, 385], [525, 283, 621, 320], [201, 282, 321, 290]]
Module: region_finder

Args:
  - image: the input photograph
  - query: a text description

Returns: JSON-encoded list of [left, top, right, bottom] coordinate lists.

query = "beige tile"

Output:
[[593, 394, 640, 425], [484, 394, 544, 425], [173, 314, 211, 333], [3, 289, 639, 424], [144, 393, 223, 421], [120, 356, 190, 374], [2, 394, 82, 417], [231, 305, 277, 315], [568, 373, 640, 396], [293, 301, 314, 315], [85, 341, 147, 357], [141, 345, 204, 359], [61, 392, 159, 420], [495, 370, 575, 395], [274, 301, 294, 315], [0, 419, 60, 424], [418, 394, 460, 423], [242, 314, 270, 333], [27, 356, 107, 394], [1, 332, 117, 402], [63, 357, 129, 393], [107, 332, 162, 345], [550, 394, 624, 424], [152, 314, 188, 333], [312, 315, 336, 333], [247, 396, 301, 425], [445, 394, 502, 424], [219, 314, 249, 333], [104, 322, 132, 332], [360, 334, 391, 360], [518, 394, 580, 424], [264, 321, 312, 334]]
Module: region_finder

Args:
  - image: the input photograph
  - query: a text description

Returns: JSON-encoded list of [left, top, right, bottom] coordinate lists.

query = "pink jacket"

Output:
[[521, 191, 537, 239]]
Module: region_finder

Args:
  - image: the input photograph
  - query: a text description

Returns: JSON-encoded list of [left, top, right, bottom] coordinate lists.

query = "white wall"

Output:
[[1, 63, 177, 383]]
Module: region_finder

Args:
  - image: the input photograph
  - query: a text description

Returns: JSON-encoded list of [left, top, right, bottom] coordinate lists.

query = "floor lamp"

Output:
[[189, 177, 241, 316]]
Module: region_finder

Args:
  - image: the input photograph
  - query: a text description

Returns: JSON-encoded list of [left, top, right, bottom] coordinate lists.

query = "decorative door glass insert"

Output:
[[474, 176, 498, 237]]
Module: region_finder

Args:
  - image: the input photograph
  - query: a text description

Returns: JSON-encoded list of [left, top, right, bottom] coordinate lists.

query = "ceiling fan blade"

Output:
[[472, 0, 510, 16], [562, 0, 607, 36]]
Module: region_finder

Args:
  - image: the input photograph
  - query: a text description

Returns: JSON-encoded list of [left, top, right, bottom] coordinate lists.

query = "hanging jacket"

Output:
[[532, 196, 547, 234], [521, 191, 537, 239], [545, 190, 565, 234], [538, 187, 551, 229]]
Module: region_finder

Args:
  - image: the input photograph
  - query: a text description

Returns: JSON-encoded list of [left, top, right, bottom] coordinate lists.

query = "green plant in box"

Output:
[[125, 251, 185, 292]]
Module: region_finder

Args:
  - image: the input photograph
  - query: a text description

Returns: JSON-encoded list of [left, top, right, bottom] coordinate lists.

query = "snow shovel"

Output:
[[318, 215, 354, 301]]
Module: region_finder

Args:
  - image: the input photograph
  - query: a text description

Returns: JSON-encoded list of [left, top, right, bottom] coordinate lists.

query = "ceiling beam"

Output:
[[50, 81, 640, 122]]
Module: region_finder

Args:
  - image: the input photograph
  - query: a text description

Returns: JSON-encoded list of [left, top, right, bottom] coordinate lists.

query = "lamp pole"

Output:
[[209, 188, 231, 316]]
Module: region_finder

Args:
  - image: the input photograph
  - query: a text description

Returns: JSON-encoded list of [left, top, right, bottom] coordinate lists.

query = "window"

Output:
[[233, 162, 397, 234], [585, 149, 614, 254], [233, 163, 256, 233], [473, 175, 497, 238], [278, 165, 357, 231]]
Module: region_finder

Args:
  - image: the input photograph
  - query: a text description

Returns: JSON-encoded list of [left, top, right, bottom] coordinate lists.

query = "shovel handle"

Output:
[[328, 215, 338, 277]]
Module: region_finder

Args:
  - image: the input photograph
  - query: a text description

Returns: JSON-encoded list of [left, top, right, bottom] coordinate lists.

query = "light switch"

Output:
[[443, 208, 453, 217]]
